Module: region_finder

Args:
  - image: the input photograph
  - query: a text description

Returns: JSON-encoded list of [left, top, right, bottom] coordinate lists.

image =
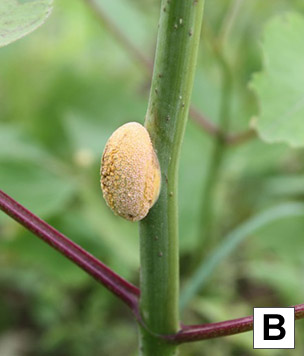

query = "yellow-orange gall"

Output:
[[100, 122, 161, 221]]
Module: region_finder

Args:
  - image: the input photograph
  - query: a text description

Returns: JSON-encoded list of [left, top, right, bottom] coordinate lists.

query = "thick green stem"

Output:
[[139, 0, 204, 355]]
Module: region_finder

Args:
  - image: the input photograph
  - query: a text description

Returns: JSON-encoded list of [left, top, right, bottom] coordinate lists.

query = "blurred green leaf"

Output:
[[0, 160, 75, 217], [249, 215, 304, 265], [248, 261, 304, 302], [96, 0, 157, 51], [180, 202, 304, 310], [0, 125, 53, 162], [263, 174, 304, 197], [0, 0, 52, 48], [0, 124, 75, 217], [64, 112, 113, 162], [250, 12, 304, 147]]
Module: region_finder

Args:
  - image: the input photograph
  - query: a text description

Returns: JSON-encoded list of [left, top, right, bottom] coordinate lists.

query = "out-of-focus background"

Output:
[[1, 0, 304, 355]]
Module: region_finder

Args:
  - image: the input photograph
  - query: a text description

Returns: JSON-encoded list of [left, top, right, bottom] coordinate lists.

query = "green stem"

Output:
[[139, 0, 205, 355]]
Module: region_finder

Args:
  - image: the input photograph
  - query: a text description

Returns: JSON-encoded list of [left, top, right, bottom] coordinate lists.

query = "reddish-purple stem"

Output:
[[1, 189, 304, 344], [0, 189, 140, 312], [164, 303, 304, 344]]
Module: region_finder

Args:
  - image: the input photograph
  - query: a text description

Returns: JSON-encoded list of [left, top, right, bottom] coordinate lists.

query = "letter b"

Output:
[[264, 314, 286, 340], [254, 308, 294, 348]]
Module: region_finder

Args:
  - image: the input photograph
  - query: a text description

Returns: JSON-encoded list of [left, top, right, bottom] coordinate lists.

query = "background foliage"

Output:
[[1, 0, 304, 355]]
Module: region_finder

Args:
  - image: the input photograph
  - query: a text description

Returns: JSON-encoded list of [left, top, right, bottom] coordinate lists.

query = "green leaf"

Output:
[[95, 0, 157, 54], [0, 124, 76, 217], [248, 261, 304, 302], [0, 0, 52, 48], [180, 202, 304, 310], [0, 125, 52, 162], [0, 160, 76, 217], [250, 12, 304, 147]]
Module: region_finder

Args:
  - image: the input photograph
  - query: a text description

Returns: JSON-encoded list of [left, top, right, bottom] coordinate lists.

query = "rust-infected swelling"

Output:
[[100, 122, 161, 221]]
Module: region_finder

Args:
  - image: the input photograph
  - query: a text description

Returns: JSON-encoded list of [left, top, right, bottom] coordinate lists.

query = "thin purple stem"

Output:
[[1, 189, 304, 344], [164, 303, 304, 344], [0, 189, 140, 312]]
